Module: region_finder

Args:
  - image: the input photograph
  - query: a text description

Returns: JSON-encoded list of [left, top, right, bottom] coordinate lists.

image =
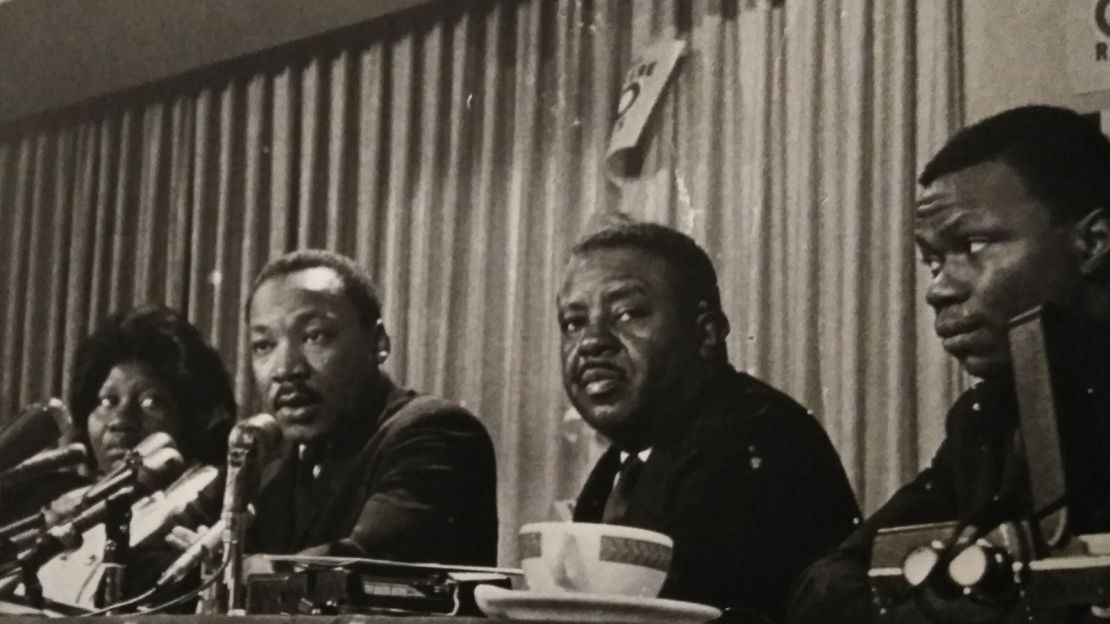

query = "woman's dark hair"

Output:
[[68, 304, 235, 466]]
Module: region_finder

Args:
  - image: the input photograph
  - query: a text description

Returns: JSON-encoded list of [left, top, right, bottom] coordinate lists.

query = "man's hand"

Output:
[[165, 524, 208, 553]]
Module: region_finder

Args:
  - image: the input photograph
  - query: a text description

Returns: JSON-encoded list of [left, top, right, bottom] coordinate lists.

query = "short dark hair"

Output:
[[69, 304, 235, 466], [247, 249, 383, 328], [920, 105, 1110, 222], [571, 222, 723, 319]]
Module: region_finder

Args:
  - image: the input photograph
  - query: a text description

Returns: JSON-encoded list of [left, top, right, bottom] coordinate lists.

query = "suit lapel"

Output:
[[624, 438, 699, 527]]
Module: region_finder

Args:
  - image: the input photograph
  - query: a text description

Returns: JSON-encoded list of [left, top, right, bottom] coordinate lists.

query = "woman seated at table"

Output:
[[14, 304, 236, 610]]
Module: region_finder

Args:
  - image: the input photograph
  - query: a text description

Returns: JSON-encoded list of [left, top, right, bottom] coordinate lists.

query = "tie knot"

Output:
[[603, 453, 645, 524], [618, 454, 644, 481]]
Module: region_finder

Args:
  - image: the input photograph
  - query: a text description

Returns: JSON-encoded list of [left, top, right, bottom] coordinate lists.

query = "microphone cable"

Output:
[[140, 555, 231, 615], [77, 586, 157, 618], [76, 555, 231, 617]]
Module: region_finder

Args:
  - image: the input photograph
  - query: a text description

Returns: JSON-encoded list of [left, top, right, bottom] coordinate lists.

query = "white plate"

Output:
[[473, 584, 721, 623]]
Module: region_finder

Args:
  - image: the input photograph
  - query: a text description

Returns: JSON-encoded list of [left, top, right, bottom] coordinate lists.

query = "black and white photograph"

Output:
[[0, 1, 1108, 622]]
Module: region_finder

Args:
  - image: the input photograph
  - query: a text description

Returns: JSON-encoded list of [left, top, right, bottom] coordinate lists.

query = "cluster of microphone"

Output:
[[0, 403, 283, 614]]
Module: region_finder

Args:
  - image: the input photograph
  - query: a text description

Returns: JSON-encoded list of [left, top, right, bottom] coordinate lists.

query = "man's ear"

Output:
[[695, 307, 731, 360], [1076, 208, 1110, 276], [373, 319, 391, 365]]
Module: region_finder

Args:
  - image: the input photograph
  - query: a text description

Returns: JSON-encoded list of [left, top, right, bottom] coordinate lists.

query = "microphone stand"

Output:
[[95, 493, 132, 610], [222, 445, 250, 614]]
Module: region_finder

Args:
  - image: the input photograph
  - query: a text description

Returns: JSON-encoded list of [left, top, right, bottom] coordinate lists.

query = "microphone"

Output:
[[0, 399, 76, 471], [0, 443, 88, 488], [222, 414, 281, 612], [229, 413, 282, 458], [20, 486, 138, 569], [222, 414, 282, 515], [6, 433, 181, 536], [96, 431, 176, 483], [83, 447, 185, 507], [130, 464, 221, 547], [17, 448, 184, 570], [155, 507, 256, 588]]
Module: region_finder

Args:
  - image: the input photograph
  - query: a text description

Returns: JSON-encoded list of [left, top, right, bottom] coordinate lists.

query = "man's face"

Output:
[[557, 247, 699, 446], [249, 267, 379, 444], [915, 160, 1082, 378]]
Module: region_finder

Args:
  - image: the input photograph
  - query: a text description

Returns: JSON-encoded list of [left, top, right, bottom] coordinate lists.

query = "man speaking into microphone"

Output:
[[244, 250, 497, 565]]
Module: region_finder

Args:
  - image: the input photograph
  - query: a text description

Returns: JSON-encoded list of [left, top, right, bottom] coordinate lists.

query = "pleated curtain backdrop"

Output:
[[0, 0, 964, 565]]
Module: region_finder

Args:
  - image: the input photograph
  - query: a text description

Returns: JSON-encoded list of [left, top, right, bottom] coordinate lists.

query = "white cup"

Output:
[[518, 522, 673, 597]]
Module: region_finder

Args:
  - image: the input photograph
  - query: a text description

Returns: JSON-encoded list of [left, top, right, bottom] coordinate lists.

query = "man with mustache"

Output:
[[787, 106, 1110, 623], [557, 222, 859, 621], [244, 250, 497, 564]]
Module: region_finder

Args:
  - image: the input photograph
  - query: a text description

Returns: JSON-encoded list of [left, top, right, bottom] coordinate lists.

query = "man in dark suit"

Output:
[[244, 250, 497, 564], [557, 222, 859, 621], [786, 106, 1110, 623]]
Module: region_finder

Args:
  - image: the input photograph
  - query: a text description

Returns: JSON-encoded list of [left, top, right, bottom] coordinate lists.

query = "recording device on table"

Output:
[[868, 304, 1110, 623], [242, 555, 516, 617]]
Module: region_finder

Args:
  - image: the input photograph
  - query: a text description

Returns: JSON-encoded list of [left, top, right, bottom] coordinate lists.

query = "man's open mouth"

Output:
[[274, 387, 323, 419]]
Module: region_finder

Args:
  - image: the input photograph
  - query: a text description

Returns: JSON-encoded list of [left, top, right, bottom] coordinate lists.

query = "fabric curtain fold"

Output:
[[0, 0, 963, 564]]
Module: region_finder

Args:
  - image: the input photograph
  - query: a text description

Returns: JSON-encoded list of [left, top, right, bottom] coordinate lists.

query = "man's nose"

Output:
[[578, 321, 619, 357], [925, 264, 970, 310], [273, 340, 310, 381]]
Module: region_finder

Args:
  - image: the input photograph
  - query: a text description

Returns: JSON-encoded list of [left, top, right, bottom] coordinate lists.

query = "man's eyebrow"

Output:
[[602, 282, 650, 300], [915, 192, 953, 217], [557, 298, 586, 311], [249, 308, 334, 330]]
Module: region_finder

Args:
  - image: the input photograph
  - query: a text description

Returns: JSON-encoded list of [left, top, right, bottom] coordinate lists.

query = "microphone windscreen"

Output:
[[0, 442, 88, 487], [134, 431, 176, 458], [230, 413, 282, 454], [0, 400, 69, 471], [137, 447, 186, 493], [131, 464, 221, 545]]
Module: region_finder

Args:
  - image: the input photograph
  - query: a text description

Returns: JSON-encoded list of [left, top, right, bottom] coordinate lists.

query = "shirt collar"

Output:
[[619, 448, 652, 464]]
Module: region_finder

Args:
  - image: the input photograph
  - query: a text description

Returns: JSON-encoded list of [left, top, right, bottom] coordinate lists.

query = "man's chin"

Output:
[[576, 402, 636, 439], [956, 352, 1010, 380], [275, 409, 333, 445]]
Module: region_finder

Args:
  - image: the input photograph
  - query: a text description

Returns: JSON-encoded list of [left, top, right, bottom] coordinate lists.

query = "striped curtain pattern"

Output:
[[0, 0, 962, 564]]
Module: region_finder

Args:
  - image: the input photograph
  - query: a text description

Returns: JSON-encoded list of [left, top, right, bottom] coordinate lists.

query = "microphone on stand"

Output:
[[0, 399, 76, 471], [11, 446, 185, 609], [155, 507, 256, 589], [0, 443, 88, 488], [130, 464, 222, 547], [81, 447, 185, 511], [94, 431, 176, 485], [26, 448, 184, 558], [0, 433, 181, 557], [221, 413, 281, 613]]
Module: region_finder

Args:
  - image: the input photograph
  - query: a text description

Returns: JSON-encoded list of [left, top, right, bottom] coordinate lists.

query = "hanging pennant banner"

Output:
[[1066, 0, 1110, 94], [605, 39, 687, 183]]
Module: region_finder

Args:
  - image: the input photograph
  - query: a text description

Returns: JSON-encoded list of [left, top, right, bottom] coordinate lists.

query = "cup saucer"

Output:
[[473, 584, 721, 623]]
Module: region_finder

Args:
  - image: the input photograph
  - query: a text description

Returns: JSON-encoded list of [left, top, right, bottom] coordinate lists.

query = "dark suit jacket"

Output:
[[247, 378, 498, 565], [574, 365, 859, 622], [787, 376, 1110, 624]]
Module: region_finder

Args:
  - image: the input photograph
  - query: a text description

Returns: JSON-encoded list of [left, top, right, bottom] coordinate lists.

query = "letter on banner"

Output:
[[1067, 0, 1110, 93], [605, 39, 687, 183]]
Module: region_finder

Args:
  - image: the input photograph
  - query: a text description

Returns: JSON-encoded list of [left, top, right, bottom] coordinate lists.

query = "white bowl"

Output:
[[518, 522, 673, 597]]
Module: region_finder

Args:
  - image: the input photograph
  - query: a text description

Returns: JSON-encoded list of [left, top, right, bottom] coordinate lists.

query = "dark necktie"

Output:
[[602, 454, 644, 524], [292, 449, 320, 537]]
